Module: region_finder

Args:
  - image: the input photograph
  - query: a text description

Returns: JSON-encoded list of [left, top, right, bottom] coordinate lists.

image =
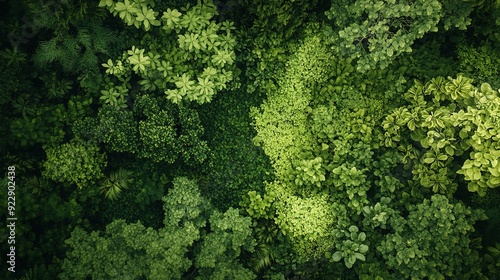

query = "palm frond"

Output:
[[99, 168, 134, 200]]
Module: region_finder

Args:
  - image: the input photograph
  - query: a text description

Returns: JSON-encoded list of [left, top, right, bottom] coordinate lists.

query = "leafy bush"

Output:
[[378, 194, 486, 279], [382, 75, 500, 196], [99, 0, 237, 105], [60, 177, 256, 279], [43, 138, 107, 188]]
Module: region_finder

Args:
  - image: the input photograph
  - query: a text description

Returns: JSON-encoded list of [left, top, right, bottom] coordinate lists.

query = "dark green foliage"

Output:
[[99, 168, 134, 200], [60, 177, 256, 280], [133, 95, 209, 163], [397, 36, 458, 82], [325, 0, 475, 72], [378, 195, 486, 279], [457, 42, 500, 88], [0, 46, 27, 68], [33, 22, 117, 74], [27, 0, 105, 31], [74, 94, 210, 165], [198, 81, 274, 209], [483, 242, 500, 279], [10, 103, 67, 146], [19, 264, 52, 280], [96, 105, 139, 153], [0, 174, 84, 280], [3, 0, 500, 279]]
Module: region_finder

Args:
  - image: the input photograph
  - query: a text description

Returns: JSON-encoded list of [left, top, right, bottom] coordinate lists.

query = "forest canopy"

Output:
[[1, 0, 500, 279]]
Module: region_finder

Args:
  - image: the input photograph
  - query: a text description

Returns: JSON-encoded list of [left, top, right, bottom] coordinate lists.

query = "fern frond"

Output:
[[79, 48, 99, 73], [77, 27, 92, 49], [251, 243, 275, 271], [92, 24, 117, 54], [19, 264, 50, 280], [63, 36, 81, 54], [34, 39, 63, 66], [60, 46, 80, 73]]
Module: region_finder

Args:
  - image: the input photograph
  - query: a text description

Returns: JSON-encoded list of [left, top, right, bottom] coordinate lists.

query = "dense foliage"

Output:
[[1, 0, 499, 279]]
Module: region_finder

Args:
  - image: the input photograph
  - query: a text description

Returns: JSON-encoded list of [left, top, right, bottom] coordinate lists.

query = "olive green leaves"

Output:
[[99, 0, 237, 105], [102, 0, 160, 31], [382, 75, 500, 196], [162, 8, 181, 31], [135, 6, 160, 31], [127, 46, 150, 73]]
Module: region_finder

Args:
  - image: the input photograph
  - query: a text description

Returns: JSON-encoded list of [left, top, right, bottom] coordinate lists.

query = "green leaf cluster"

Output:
[[42, 138, 107, 189], [10, 103, 67, 146], [378, 194, 485, 279], [457, 42, 500, 89], [100, 0, 160, 31], [382, 75, 500, 196], [325, 0, 475, 72], [326, 226, 369, 269], [100, 0, 237, 105], [60, 177, 256, 279]]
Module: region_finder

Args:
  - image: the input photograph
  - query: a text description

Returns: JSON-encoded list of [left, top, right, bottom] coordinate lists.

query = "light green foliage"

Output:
[[100, 0, 160, 31], [272, 181, 346, 262], [99, 84, 129, 108], [60, 220, 161, 280], [127, 45, 151, 73], [43, 138, 107, 188], [325, 0, 475, 72], [362, 197, 396, 230], [162, 177, 208, 229], [251, 35, 331, 181], [100, 0, 237, 105], [241, 190, 275, 220], [294, 157, 326, 187], [196, 208, 256, 280], [250, 31, 396, 269], [61, 177, 255, 279], [383, 75, 500, 196], [378, 194, 486, 279], [310, 87, 386, 212], [102, 59, 126, 76]]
